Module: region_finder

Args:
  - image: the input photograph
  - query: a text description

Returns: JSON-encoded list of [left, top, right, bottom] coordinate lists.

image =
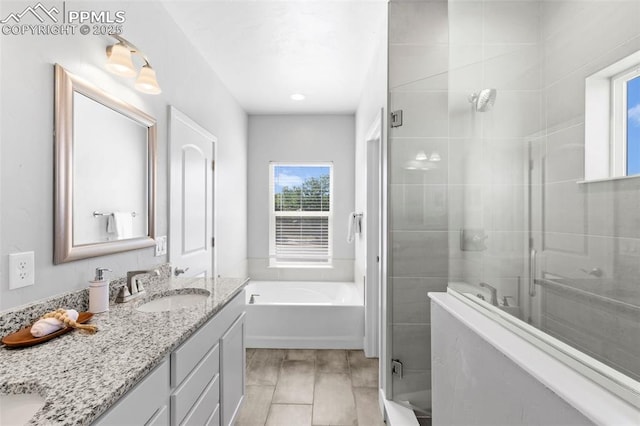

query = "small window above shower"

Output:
[[583, 50, 640, 182], [268, 163, 333, 267]]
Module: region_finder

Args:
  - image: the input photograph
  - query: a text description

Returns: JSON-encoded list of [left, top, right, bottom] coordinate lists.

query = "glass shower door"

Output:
[[386, 0, 451, 415]]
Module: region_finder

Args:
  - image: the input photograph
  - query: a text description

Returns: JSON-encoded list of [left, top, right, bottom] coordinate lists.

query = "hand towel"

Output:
[[31, 309, 79, 337], [347, 212, 362, 243], [107, 212, 134, 239]]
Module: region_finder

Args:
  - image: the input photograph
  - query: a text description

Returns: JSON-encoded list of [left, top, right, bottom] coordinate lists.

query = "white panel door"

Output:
[[169, 107, 216, 278]]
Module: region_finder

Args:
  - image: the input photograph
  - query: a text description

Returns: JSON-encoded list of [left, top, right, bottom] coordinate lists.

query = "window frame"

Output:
[[611, 65, 640, 177], [268, 162, 334, 268], [583, 50, 640, 182]]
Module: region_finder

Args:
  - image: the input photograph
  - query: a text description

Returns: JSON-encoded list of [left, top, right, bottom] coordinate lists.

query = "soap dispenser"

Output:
[[89, 267, 112, 313]]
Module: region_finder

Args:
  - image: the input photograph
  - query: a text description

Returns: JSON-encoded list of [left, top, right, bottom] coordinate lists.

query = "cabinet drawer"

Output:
[[171, 291, 244, 387], [94, 358, 169, 426], [172, 344, 219, 425], [180, 374, 220, 426]]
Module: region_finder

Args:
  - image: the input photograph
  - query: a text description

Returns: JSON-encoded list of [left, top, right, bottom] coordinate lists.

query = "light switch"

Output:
[[155, 236, 167, 256]]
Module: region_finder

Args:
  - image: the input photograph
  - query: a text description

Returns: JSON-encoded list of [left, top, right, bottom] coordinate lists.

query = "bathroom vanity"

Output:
[[0, 273, 248, 426], [95, 290, 245, 426]]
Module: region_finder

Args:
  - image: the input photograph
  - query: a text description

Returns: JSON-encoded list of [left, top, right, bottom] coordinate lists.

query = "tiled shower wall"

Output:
[[447, 0, 541, 310], [389, 0, 640, 408], [448, 0, 640, 383], [387, 0, 449, 410], [536, 0, 640, 381]]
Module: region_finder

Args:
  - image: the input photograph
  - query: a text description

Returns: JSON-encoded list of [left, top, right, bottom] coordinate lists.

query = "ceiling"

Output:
[[162, 1, 387, 114]]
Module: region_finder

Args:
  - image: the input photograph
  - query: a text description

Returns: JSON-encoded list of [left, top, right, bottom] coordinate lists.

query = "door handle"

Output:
[[529, 248, 536, 297], [174, 267, 190, 276]]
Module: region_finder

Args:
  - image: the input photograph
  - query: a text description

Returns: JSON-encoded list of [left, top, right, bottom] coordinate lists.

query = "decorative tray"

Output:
[[1, 312, 94, 348]]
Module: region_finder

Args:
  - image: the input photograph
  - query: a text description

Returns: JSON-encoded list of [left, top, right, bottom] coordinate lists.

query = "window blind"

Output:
[[269, 164, 332, 265]]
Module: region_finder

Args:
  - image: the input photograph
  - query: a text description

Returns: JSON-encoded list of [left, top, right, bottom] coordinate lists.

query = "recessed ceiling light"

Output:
[[290, 93, 305, 101]]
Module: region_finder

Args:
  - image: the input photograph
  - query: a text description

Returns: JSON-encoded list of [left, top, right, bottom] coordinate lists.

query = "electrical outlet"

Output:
[[155, 236, 167, 256], [9, 251, 35, 289]]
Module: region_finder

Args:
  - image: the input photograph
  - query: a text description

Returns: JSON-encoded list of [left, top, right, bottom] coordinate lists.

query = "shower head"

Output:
[[469, 89, 497, 112]]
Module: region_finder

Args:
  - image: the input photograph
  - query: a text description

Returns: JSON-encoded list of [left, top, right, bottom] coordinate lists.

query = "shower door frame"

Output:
[[365, 111, 383, 358]]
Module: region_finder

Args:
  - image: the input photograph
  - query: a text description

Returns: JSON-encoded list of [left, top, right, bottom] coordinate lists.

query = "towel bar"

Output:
[[93, 211, 137, 218]]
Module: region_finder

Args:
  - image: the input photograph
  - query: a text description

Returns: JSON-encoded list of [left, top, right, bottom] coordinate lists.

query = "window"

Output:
[[626, 74, 640, 175], [269, 163, 333, 266], [612, 67, 640, 176], [584, 51, 640, 181]]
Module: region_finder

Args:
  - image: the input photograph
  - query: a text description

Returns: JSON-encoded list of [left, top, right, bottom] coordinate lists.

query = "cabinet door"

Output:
[[94, 358, 169, 426], [146, 405, 169, 426], [220, 313, 245, 426]]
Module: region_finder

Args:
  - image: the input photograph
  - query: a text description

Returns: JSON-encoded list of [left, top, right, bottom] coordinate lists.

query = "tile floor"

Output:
[[235, 349, 385, 426]]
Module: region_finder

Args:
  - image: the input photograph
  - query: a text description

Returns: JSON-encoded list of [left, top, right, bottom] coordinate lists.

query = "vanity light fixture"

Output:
[[105, 42, 136, 77], [135, 65, 161, 95], [415, 150, 428, 161], [105, 34, 162, 95], [429, 152, 441, 162]]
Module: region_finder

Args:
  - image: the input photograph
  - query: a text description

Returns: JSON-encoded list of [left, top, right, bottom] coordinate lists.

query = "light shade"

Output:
[[135, 65, 162, 95], [290, 93, 305, 101], [105, 43, 136, 78]]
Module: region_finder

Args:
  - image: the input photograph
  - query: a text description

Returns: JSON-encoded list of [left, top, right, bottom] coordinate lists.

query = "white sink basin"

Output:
[[137, 292, 210, 313], [0, 393, 45, 425]]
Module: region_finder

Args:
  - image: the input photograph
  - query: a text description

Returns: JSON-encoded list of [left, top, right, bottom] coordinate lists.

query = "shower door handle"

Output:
[[529, 248, 537, 297], [391, 359, 403, 379]]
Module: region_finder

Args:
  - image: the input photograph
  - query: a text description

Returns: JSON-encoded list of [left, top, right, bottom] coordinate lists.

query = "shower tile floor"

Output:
[[235, 349, 384, 426]]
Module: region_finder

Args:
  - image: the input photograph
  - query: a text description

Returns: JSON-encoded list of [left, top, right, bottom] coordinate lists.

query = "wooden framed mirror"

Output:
[[54, 64, 156, 264]]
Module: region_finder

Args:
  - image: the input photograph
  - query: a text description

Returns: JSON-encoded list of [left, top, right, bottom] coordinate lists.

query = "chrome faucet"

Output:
[[479, 282, 499, 306], [116, 269, 160, 303]]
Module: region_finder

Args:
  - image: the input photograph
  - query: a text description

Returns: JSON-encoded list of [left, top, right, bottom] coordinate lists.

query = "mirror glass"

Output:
[[54, 64, 156, 263], [72, 92, 149, 244]]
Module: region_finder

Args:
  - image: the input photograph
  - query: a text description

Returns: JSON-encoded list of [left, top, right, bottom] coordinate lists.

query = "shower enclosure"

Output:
[[448, 0, 640, 401], [386, 0, 640, 416]]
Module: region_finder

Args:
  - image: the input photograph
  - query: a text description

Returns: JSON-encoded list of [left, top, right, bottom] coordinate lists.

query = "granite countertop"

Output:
[[0, 273, 248, 425]]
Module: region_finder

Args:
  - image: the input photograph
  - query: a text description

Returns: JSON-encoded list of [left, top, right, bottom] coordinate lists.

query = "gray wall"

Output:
[[0, 1, 248, 309], [387, 0, 449, 410], [353, 11, 387, 361], [354, 22, 387, 300], [247, 115, 355, 282]]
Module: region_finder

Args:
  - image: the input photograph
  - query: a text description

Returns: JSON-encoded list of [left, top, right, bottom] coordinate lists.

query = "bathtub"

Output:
[[245, 281, 365, 349]]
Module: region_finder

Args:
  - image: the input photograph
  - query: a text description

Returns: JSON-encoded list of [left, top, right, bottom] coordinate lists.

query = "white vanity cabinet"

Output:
[[94, 290, 245, 426], [170, 292, 245, 426], [94, 358, 171, 426], [220, 313, 245, 426]]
